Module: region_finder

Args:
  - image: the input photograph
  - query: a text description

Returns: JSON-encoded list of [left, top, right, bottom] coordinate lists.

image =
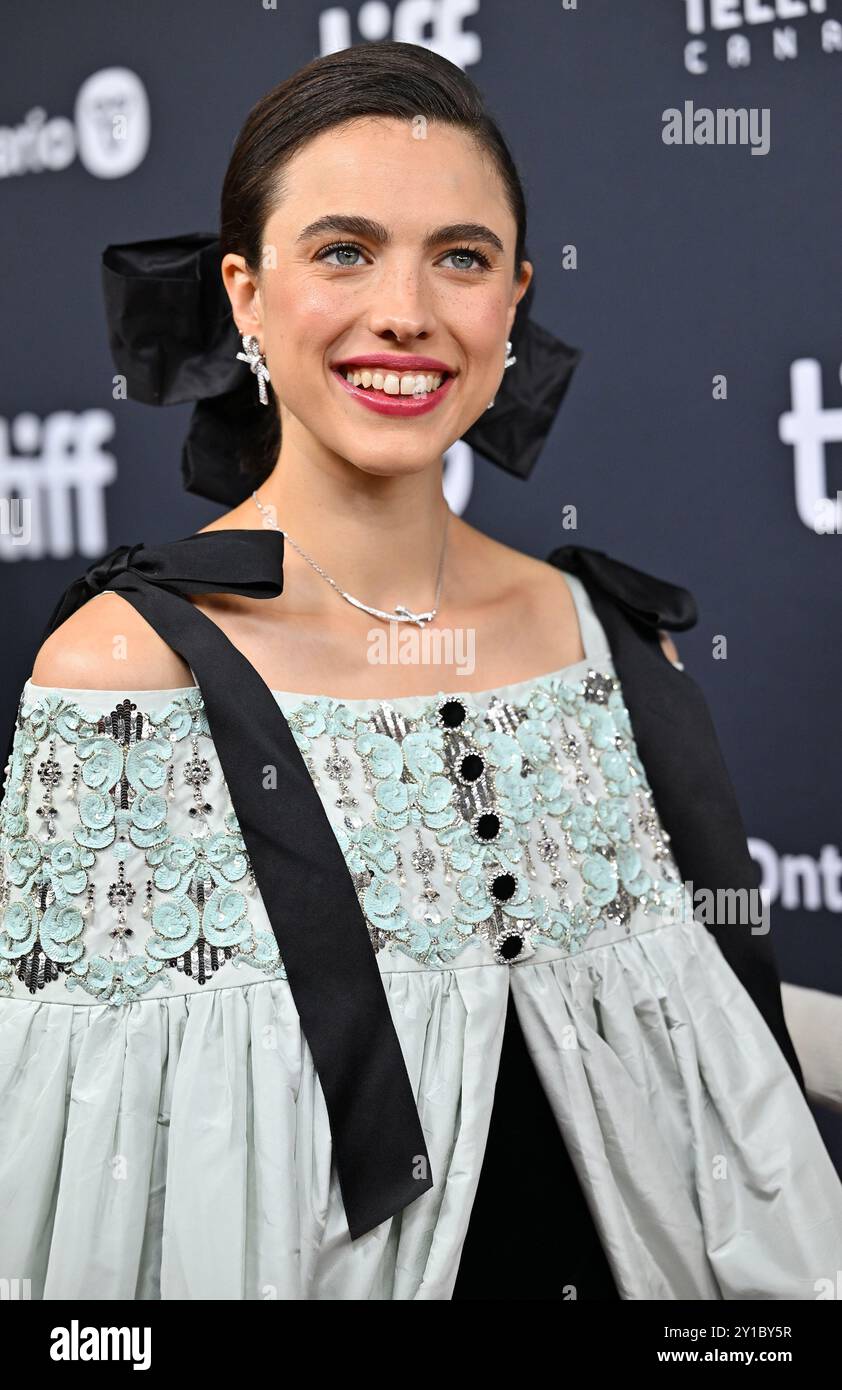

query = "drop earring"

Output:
[[486, 339, 517, 410], [236, 333, 271, 405]]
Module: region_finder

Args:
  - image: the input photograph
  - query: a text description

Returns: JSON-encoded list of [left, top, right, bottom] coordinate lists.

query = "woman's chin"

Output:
[[337, 448, 446, 479]]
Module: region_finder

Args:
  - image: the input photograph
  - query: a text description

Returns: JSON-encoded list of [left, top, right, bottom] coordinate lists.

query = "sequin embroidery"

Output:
[[0, 664, 686, 1004], [282, 666, 684, 967]]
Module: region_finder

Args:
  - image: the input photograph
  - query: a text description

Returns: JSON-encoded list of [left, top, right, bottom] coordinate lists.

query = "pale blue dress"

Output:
[[1, 571, 841, 1300]]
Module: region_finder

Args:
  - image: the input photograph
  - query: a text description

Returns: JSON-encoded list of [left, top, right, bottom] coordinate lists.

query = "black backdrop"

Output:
[[1, 0, 840, 1165]]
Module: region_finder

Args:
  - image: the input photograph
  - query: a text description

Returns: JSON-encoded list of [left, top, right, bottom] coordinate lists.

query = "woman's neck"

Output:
[[251, 444, 454, 620]]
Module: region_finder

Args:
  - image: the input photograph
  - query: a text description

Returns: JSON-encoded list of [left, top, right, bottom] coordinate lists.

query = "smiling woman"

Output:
[[4, 40, 842, 1305]]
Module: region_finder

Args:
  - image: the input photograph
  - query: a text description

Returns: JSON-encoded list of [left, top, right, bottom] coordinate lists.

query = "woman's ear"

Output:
[[659, 630, 683, 668], [507, 259, 533, 337], [221, 253, 263, 337]]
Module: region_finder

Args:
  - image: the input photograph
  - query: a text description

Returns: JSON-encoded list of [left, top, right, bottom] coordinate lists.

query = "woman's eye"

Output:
[[316, 242, 367, 267], [440, 247, 492, 272]]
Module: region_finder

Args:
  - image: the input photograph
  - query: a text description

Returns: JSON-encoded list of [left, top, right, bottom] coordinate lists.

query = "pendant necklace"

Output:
[[252, 490, 450, 628]]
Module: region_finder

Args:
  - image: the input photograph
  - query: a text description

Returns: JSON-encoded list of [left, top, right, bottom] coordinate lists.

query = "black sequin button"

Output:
[[494, 927, 528, 964], [458, 753, 484, 784], [437, 698, 467, 730], [472, 811, 501, 842], [489, 872, 517, 903]]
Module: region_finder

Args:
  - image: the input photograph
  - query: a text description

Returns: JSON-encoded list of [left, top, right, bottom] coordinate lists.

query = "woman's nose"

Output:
[[367, 268, 437, 342]]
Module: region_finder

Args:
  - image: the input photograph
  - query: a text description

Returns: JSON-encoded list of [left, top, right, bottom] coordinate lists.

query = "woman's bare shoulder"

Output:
[[31, 592, 195, 691], [457, 518, 576, 609], [193, 499, 260, 535], [462, 523, 682, 666], [29, 509, 256, 692]]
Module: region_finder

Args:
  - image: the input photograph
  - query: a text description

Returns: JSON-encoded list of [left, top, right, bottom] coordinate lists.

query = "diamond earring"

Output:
[[487, 339, 516, 410], [236, 333, 271, 405]]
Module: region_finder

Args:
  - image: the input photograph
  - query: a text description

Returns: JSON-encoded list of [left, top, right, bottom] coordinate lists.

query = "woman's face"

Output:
[[222, 116, 532, 479]]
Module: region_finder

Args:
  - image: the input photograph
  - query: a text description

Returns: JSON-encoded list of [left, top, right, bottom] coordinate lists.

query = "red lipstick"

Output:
[[330, 358, 456, 417]]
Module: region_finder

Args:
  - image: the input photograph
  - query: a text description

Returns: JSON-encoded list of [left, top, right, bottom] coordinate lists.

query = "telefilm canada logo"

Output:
[[0, 67, 150, 179], [681, 0, 841, 74]]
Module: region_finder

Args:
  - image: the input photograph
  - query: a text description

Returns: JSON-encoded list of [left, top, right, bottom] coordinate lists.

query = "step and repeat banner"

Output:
[[1, 0, 840, 1161]]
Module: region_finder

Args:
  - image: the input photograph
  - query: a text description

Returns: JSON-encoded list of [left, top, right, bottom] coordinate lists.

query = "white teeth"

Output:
[[342, 367, 444, 395]]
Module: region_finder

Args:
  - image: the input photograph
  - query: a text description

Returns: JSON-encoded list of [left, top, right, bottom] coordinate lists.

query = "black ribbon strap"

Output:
[[548, 544, 806, 1095], [30, 530, 435, 1241]]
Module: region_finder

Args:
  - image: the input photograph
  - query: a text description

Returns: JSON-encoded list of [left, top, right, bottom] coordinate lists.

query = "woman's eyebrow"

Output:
[[296, 215, 504, 254]]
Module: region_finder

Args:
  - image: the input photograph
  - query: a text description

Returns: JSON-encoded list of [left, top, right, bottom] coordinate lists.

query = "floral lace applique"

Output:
[[0, 689, 283, 1004]]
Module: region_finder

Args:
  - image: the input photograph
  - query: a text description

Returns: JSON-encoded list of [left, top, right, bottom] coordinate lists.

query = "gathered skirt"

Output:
[[2, 918, 842, 1299]]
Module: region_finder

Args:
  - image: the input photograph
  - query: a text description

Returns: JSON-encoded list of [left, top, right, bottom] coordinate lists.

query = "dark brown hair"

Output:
[[220, 41, 529, 475]]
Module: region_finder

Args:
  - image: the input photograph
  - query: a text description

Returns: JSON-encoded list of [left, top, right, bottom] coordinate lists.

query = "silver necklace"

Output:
[[252, 490, 450, 628]]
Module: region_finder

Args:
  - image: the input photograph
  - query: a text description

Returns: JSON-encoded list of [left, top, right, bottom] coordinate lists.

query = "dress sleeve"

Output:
[[0, 680, 283, 1004]]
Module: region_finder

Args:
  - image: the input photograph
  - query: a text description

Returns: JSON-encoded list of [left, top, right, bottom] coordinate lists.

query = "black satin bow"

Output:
[[42, 533, 286, 636], [22, 531, 436, 1241], [549, 544, 699, 633], [548, 544, 805, 1096]]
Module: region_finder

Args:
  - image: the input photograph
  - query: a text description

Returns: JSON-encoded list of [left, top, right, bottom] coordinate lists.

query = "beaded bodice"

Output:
[[0, 574, 688, 1006], [282, 658, 685, 969]]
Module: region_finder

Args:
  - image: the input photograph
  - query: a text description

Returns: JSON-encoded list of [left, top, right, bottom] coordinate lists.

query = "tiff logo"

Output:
[[318, 0, 482, 67], [778, 359, 842, 533], [0, 410, 117, 561]]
